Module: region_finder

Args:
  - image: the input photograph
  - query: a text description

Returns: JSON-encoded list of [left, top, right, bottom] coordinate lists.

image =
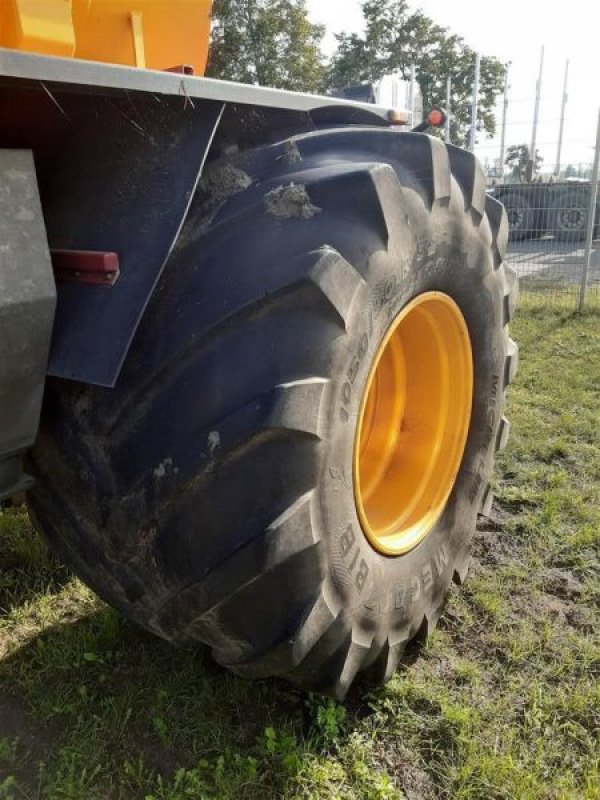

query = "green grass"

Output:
[[0, 306, 599, 799]]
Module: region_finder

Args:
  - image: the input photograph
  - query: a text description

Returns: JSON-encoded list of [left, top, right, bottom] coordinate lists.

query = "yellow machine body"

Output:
[[0, 0, 212, 73]]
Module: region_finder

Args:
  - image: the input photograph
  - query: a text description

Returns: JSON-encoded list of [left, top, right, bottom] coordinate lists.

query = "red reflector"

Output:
[[51, 250, 120, 287]]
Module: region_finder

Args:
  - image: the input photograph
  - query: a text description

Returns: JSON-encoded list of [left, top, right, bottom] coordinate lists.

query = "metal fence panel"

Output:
[[490, 177, 600, 309], [472, 54, 600, 310]]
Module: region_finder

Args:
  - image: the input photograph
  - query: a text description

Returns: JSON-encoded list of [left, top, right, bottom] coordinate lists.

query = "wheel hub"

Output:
[[354, 292, 474, 556], [559, 208, 583, 229]]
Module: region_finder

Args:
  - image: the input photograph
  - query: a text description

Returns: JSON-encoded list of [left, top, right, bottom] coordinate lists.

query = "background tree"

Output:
[[328, 0, 505, 148], [505, 144, 543, 182], [207, 0, 326, 93], [482, 157, 502, 178]]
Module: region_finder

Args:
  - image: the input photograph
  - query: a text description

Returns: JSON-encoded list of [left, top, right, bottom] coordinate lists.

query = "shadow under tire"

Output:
[[29, 131, 518, 698]]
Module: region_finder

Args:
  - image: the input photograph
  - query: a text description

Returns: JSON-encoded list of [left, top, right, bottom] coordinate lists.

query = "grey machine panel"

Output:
[[0, 149, 56, 501], [0, 50, 404, 390], [0, 48, 398, 122]]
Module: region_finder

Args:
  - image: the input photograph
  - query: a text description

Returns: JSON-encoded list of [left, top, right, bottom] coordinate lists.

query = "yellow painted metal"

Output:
[[354, 292, 474, 556], [129, 10, 145, 68], [0, 0, 75, 57], [0, 0, 213, 74]]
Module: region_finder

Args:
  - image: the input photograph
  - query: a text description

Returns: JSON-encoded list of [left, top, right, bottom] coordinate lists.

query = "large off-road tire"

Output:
[[548, 186, 589, 242], [29, 130, 518, 698]]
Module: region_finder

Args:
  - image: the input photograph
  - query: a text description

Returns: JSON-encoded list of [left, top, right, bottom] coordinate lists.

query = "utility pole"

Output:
[[445, 76, 452, 143], [409, 64, 417, 125], [469, 53, 480, 152], [499, 62, 510, 179], [554, 60, 569, 177], [529, 46, 544, 180], [579, 108, 600, 311]]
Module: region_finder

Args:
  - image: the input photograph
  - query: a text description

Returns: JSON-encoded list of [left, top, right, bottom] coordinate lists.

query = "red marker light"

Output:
[[428, 109, 445, 127]]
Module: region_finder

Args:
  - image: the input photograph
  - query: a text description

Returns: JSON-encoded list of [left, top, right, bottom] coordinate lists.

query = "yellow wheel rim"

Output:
[[354, 292, 474, 556]]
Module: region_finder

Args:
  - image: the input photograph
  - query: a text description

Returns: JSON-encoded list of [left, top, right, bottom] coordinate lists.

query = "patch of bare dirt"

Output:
[[473, 509, 522, 569], [0, 690, 61, 789], [543, 568, 584, 600], [373, 745, 437, 800]]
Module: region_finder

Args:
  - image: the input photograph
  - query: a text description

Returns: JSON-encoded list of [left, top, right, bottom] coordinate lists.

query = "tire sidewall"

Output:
[[317, 213, 506, 643]]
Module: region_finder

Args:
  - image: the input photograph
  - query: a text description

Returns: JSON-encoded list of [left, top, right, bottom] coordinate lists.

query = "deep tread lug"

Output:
[[505, 338, 520, 388], [485, 195, 509, 268], [290, 615, 351, 691], [327, 636, 374, 700], [452, 554, 472, 585], [496, 416, 511, 452], [308, 247, 366, 330], [368, 163, 412, 250], [503, 264, 519, 325], [270, 379, 328, 438], [480, 485, 494, 518], [230, 586, 341, 679], [369, 635, 407, 684], [157, 492, 320, 636], [447, 144, 487, 220], [429, 136, 452, 204]]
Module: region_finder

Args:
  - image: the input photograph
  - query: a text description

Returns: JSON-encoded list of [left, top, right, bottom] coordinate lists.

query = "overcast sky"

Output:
[[306, 0, 599, 168]]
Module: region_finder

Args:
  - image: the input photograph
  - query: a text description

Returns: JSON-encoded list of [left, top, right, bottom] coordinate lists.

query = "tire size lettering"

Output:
[[340, 524, 370, 594], [468, 373, 501, 503], [398, 545, 450, 610], [485, 374, 500, 440], [364, 544, 450, 614], [374, 277, 402, 318], [340, 330, 370, 424], [340, 524, 356, 558], [356, 560, 369, 592]]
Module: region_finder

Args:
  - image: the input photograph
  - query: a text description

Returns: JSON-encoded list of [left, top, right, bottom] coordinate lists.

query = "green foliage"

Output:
[[0, 777, 17, 800], [0, 738, 17, 765], [306, 696, 347, 747], [207, 0, 326, 92], [145, 751, 262, 800], [206, 0, 505, 148], [327, 0, 505, 147], [505, 143, 544, 181]]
